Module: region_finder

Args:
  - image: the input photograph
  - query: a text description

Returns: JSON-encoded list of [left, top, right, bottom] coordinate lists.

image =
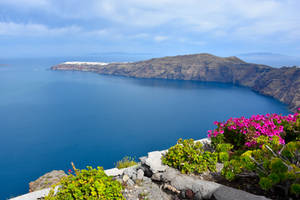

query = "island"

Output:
[[51, 53, 300, 112]]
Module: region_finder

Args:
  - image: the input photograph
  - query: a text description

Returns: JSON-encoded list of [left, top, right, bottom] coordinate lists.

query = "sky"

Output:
[[0, 0, 300, 58]]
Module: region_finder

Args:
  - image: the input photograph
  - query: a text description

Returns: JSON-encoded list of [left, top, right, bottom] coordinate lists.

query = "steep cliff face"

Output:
[[51, 53, 300, 112]]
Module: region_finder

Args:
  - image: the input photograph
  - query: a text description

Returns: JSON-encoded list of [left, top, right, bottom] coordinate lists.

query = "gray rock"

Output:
[[29, 170, 66, 192], [137, 169, 144, 180], [122, 180, 172, 200], [213, 185, 270, 200], [144, 151, 168, 173], [180, 190, 186, 199], [131, 174, 137, 181], [194, 138, 211, 145], [127, 179, 135, 187], [105, 168, 125, 177], [195, 191, 202, 200], [161, 167, 179, 182], [195, 138, 212, 151], [161, 167, 270, 200], [161, 167, 220, 199], [151, 172, 163, 181], [10, 186, 60, 200], [139, 156, 147, 164], [122, 174, 130, 182], [123, 167, 137, 179], [142, 176, 152, 183], [170, 175, 219, 199], [140, 164, 153, 177], [160, 149, 168, 155]]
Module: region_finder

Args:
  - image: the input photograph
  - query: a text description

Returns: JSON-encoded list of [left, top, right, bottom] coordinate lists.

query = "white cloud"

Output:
[[1, 0, 300, 42], [0, 21, 145, 42], [78, 0, 299, 42], [0, 0, 50, 8], [153, 35, 168, 42], [0, 22, 80, 36], [89, 0, 279, 27], [85, 29, 109, 37], [129, 33, 150, 39]]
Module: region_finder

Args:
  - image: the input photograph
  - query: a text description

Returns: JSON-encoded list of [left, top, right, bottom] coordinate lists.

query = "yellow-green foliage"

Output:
[[215, 143, 233, 163], [45, 166, 125, 200], [162, 138, 218, 174], [115, 156, 137, 169], [222, 138, 300, 196], [246, 140, 300, 193]]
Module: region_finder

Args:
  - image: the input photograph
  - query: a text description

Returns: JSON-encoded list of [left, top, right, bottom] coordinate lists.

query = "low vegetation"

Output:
[[162, 138, 218, 174], [163, 108, 300, 198], [45, 109, 299, 199], [45, 166, 125, 200], [115, 156, 138, 169]]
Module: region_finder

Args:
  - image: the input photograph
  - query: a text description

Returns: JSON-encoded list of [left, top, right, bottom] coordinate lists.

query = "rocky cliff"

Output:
[[51, 53, 300, 112], [12, 139, 270, 200]]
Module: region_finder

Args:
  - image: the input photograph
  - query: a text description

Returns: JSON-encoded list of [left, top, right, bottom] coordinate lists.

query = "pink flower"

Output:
[[207, 130, 212, 138], [207, 111, 299, 148]]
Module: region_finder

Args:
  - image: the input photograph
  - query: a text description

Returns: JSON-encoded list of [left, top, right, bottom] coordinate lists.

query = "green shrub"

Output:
[[218, 152, 229, 163], [259, 177, 273, 190], [45, 166, 125, 200], [221, 139, 300, 197], [162, 138, 218, 174], [221, 158, 243, 181], [215, 143, 233, 152], [160, 110, 300, 198], [115, 156, 137, 169], [291, 183, 300, 194]]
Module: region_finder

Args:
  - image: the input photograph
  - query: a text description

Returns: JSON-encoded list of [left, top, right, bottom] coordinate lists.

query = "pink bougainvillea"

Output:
[[208, 111, 299, 148]]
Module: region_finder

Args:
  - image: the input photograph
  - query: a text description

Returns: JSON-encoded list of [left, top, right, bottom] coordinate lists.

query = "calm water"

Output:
[[0, 56, 290, 199]]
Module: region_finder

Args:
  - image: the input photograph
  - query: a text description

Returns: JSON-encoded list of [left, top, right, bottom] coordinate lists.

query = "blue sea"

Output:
[[0, 55, 290, 199]]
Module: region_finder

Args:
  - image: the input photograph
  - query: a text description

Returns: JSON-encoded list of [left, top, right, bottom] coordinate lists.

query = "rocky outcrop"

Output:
[[29, 170, 66, 192], [113, 139, 270, 200], [11, 138, 271, 200], [51, 53, 300, 112], [100, 138, 270, 200]]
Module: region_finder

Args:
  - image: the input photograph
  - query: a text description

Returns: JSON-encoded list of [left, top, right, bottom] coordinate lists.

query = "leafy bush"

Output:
[[215, 143, 233, 163], [208, 111, 299, 149], [243, 139, 300, 196], [162, 138, 218, 174], [160, 110, 300, 198], [220, 136, 300, 197], [209, 109, 300, 197], [115, 156, 137, 169], [45, 166, 125, 200]]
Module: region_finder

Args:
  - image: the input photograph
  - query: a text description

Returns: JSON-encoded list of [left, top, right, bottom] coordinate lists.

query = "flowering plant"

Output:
[[208, 110, 299, 149], [208, 109, 300, 197]]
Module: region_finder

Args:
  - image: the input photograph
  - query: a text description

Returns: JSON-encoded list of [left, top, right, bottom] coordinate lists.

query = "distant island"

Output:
[[51, 53, 300, 112]]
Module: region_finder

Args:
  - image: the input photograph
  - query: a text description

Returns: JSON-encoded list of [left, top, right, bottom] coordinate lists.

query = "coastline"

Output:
[[51, 54, 300, 112]]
